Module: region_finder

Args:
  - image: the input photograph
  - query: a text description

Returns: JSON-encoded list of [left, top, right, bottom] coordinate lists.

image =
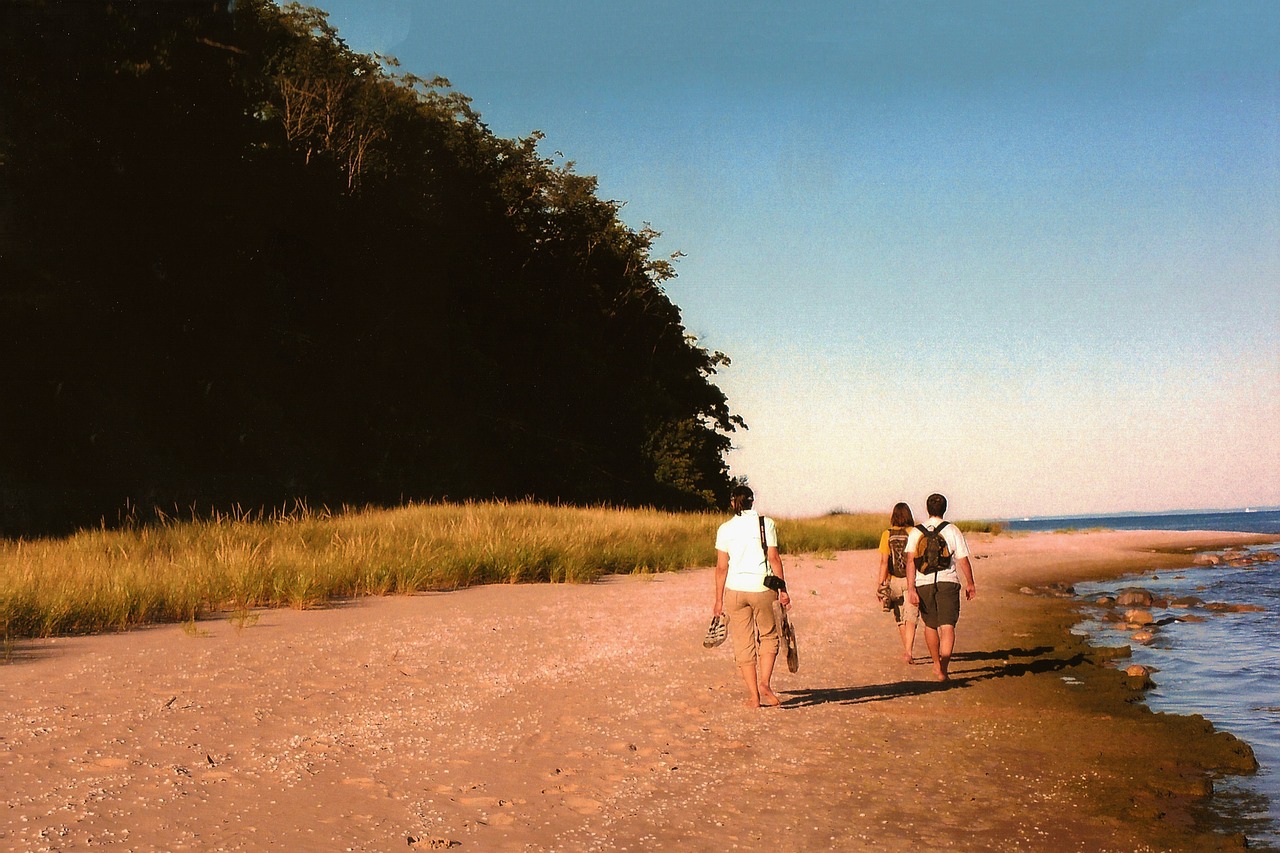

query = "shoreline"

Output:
[[967, 530, 1277, 850], [1052, 532, 1280, 849], [1, 529, 1276, 851]]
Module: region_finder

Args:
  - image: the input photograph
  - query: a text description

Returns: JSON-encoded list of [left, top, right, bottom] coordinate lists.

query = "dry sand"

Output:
[[2, 529, 1276, 852]]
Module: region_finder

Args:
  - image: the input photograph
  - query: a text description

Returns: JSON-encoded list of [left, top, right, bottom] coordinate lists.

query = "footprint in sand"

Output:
[[457, 796, 499, 807], [564, 796, 602, 815], [342, 777, 390, 795], [342, 777, 377, 787], [546, 766, 577, 779]]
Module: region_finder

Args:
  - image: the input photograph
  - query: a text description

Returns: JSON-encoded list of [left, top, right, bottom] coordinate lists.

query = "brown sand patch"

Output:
[[0, 529, 1273, 851]]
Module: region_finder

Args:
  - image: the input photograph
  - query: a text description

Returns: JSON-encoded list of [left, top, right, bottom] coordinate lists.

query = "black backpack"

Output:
[[915, 522, 952, 575], [886, 527, 910, 578]]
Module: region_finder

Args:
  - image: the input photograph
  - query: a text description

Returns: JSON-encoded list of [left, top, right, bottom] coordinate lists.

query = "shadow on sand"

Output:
[[781, 645, 1083, 708], [2, 638, 71, 666], [0, 598, 376, 667]]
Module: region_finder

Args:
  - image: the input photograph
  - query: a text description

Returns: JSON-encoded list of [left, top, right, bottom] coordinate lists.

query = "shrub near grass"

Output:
[[0, 502, 904, 640]]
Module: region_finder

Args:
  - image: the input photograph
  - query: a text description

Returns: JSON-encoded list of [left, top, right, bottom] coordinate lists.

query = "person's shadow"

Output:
[[780, 645, 1076, 708]]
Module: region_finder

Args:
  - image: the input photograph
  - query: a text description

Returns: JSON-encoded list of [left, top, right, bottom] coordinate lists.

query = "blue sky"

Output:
[[313, 0, 1279, 518]]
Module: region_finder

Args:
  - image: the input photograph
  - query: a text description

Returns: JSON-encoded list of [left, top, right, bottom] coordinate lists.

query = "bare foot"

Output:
[[903, 652, 914, 664], [758, 688, 782, 707], [932, 665, 948, 682], [743, 698, 761, 709]]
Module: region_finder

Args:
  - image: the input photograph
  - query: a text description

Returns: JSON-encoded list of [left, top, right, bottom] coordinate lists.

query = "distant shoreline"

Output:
[[1002, 507, 1280, 535], [1004, 506, 1279, 521]]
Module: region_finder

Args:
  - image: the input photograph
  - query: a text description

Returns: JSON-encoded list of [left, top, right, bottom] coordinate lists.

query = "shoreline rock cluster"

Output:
[[1020, 558, 1267, 656], [1017, 560, 1269, 769], [1091, 585, 1265, 646]]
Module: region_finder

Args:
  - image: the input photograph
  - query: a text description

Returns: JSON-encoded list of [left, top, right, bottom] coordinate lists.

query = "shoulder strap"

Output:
[[915, 524, 930, 536], [935, 520, 950, 533], [758, 516, 775, 576]]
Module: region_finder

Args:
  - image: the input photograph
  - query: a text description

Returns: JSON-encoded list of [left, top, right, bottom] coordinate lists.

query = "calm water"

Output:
[[1004, 507, 1280, 535], [1055, 510, 1280, 848]]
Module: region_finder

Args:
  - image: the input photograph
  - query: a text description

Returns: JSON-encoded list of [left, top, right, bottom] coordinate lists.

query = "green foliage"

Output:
[[0, 502, 1007, 640], [0, 502, 908, 640], [955, 520, 1003, 535], [778, 514, 886, 553], [0, 1, 741, 535]]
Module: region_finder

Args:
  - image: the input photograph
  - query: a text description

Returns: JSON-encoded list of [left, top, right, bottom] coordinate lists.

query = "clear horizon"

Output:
[[995, 504, 1280, 522], [315, 0, 1280, 519]]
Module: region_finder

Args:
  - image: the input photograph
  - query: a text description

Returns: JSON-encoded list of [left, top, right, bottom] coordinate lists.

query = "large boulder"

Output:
[[1116, 588, 1155, 607], [1124, 609, 1155, 625], [1124, 665, 1154, 689]]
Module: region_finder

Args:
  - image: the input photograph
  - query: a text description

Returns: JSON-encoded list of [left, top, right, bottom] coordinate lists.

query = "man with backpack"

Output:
[[905, 493, 977, 683]]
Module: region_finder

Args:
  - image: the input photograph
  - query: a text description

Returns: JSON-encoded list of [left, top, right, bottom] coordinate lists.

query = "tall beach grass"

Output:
[[0, 501, 998, 641]]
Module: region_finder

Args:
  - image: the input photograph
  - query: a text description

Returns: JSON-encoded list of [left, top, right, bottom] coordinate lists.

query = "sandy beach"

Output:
[[2, 529, 1275, 852]]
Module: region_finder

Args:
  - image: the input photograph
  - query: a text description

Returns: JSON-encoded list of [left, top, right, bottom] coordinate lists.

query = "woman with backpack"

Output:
[[876, 502, 920, 663]]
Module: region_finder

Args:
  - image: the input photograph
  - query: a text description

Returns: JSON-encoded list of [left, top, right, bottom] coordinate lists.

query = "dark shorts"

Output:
[[917, 581, 961, 629]]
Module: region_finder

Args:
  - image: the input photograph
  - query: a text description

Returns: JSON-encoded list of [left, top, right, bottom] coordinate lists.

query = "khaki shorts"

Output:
[[886, 575, 919, 626], [724, 588, 781, 666], [916, 581, 961, 629]]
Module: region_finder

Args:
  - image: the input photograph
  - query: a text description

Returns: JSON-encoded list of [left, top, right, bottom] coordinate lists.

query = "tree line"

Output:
[[0, 0, 743, 536]]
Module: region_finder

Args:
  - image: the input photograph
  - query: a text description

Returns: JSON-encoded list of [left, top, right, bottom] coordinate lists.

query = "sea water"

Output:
[[1004, 507, 1280, 536], [1006, 510, 1280, 847]]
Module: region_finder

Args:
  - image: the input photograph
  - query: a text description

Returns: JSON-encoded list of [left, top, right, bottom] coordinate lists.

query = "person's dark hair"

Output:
[[730, 485, 755, 514], [890, 502, 914, 528], [926, 493, 947, 517]]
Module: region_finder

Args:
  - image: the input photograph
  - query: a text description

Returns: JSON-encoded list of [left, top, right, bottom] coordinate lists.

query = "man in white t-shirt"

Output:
[[713, 485, 791, 708], [906, 493, 977, 683]]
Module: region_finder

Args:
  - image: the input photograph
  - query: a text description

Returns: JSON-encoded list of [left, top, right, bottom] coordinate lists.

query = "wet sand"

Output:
[[1, 529, 1275, 852]]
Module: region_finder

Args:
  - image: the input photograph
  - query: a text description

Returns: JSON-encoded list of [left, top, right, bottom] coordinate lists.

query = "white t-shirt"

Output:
[[715, 510, 778, 593], [905, 517, 969, 587]]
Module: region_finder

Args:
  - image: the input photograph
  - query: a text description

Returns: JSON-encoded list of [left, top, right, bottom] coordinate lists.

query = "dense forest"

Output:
[[0, 0, 743, 536]]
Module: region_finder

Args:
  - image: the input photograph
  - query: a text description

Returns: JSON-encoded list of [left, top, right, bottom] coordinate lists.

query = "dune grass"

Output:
[[0, 501, 998, 641]]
